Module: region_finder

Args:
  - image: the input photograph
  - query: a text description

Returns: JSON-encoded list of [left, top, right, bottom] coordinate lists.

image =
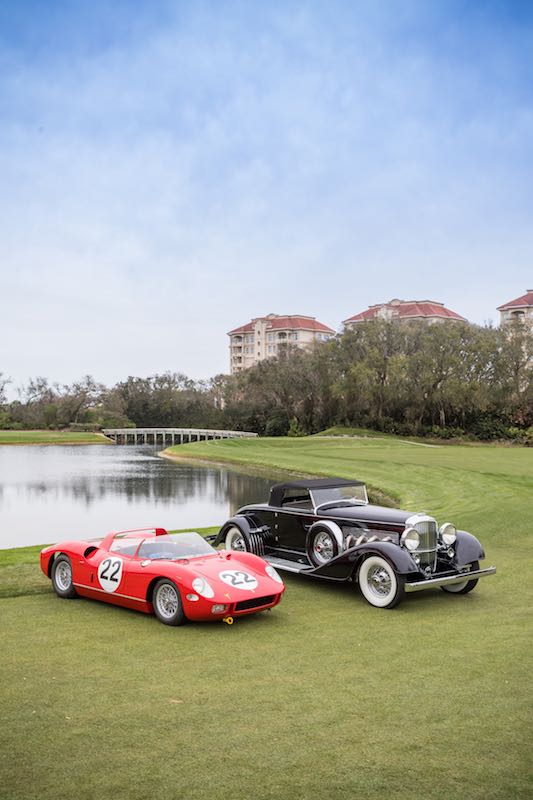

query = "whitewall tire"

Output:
[[441, 561, 480, 595], [357, 555, 404, 609], [225, 526, 248, 552]]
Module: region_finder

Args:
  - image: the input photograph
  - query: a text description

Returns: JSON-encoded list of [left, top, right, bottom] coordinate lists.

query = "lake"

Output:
[[0, 445, 282, 549]]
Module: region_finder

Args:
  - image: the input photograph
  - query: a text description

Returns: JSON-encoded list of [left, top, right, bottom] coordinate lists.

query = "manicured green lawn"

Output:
[[315, 425, 395, 438], [1, 437, 531, 799], [0, 430, 111, 445]]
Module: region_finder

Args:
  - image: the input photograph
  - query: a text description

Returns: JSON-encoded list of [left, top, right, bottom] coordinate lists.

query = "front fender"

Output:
[[214, 515, 267, 549], [455, 530, 485, 566], [311, 541, 420, 580], [40, 547, 55, 578]]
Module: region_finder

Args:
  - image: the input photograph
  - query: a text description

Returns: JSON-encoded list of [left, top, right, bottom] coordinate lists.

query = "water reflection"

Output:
[[0, 445, 281, 548]]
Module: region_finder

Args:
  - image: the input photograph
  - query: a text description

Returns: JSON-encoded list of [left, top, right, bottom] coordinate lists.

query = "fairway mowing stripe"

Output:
[[399, 440, 441, 448]]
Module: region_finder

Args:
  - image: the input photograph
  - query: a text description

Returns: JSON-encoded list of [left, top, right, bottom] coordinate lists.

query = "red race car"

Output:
[[40, 528, 285, 625]]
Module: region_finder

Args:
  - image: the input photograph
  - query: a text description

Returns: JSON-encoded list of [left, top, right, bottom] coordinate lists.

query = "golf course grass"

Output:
[[1, 435, 531, 799], [0, 430, 111, 445]]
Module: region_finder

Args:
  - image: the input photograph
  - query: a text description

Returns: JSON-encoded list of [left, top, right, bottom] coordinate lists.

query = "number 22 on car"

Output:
[[218, 570, 258, 590], [97, 557, 124, 593]]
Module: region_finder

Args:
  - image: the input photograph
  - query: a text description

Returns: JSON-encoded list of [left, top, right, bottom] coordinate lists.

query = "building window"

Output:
[[267, 333, 274, 342], [291, 332, 299, 341]]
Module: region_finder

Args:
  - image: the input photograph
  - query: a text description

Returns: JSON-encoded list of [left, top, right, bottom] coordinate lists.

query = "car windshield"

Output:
[[311, 484, 368, 508], [137, 533, 216, 561]]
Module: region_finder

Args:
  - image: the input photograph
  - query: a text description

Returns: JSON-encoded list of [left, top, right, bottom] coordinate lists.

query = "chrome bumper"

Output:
[[405, 565, 496, 592]]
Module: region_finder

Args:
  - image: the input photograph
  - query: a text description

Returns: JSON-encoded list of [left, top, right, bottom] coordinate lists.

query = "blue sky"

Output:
[[1, 0, 532, 389]]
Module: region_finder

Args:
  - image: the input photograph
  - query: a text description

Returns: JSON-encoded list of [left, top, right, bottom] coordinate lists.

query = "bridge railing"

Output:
[[102, 428, 258, 444]]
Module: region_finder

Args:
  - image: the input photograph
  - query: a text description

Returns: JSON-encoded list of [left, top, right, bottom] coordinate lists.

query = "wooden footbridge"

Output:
[[102, 428, 258, 446]]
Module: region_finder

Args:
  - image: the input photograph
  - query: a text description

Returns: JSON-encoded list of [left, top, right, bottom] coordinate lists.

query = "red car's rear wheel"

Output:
[[51, 555, 78, 599]]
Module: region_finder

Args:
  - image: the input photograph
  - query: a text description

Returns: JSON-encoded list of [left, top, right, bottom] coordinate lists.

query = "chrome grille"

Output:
[[410, 516, 438, 571]]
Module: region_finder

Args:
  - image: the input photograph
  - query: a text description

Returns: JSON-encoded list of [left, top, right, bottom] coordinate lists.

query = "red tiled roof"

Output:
[[343, 300, 466, 324], [228, 315, 335, 336], [497, 290, 533, 311], [228, 321, 255, 335]]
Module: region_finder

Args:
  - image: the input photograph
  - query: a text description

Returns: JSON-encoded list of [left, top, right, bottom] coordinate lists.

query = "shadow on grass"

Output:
[[30, 588, 286, 633], [278, 569, 484, 614]]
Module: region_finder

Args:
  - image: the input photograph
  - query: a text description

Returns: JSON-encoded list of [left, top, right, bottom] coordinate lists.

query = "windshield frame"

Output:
[[134, 532, 217, 561], [310, 484, 368, 510]]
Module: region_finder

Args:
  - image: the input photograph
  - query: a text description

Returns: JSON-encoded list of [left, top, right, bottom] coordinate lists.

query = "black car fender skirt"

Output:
[[454, 530, 485, 566], [214, 516, 252, 547], [214, 515, 271, 555], [311, 540, 421, 580], [351, 541, 421, 576]]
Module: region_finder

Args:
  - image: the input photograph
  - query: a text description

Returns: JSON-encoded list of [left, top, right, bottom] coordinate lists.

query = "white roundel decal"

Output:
[[219, 570, 258, 591], [98, 557, 123, 593]]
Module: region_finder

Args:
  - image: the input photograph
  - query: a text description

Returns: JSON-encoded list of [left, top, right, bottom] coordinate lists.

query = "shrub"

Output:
[[69, 423, 100, 432], [288, 417, 306, 437], [265, 409, 290, 437]]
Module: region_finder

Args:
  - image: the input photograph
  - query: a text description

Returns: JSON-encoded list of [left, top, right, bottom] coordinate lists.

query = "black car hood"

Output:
[[325, 504, 412, 527]]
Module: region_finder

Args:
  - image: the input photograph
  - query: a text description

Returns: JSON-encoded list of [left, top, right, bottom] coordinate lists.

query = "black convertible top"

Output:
[[269, 477, 364, 507]]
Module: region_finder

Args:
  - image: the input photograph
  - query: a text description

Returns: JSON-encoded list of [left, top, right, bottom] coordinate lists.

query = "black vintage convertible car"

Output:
[[214, 478, 496, 609]]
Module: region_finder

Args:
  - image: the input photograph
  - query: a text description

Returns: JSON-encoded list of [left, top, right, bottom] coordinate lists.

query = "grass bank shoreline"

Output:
[[159, 448, 312, 480], [160, 439, 401, 507], [0, 430, 112, 445]]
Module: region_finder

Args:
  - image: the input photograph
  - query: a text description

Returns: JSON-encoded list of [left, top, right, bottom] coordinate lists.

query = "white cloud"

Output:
[[1, 1, 532, 386]]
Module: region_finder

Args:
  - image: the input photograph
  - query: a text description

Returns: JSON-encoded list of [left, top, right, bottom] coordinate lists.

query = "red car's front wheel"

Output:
[[152, 579, 185, 626]]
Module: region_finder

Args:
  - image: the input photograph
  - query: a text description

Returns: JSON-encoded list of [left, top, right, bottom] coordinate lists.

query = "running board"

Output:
[[264, 555, 314, 574]]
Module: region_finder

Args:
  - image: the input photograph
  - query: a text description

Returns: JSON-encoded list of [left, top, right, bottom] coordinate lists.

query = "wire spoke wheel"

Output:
[[51, 555, 77, 599], [155, 584, 179, 619], [358, 555, 404, 609], [313, 532, 335, 564], [152, 579, 185, 626], [306, 523, 341, 567], [225, 527, 247, 552], [367, 564, 393, 597], [55, 560, 72, 592]]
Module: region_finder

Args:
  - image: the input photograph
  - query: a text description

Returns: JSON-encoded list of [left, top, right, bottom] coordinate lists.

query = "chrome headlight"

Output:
[[192, 577, 215, 599], [439, 523, 457, 545], [265, 565, 283, 584], [401, 527, 420, 551]]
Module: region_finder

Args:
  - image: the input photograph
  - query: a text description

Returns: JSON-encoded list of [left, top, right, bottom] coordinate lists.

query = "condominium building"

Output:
[[498, 290, 533, 327], [343, 298, 466, 327], [228, 314, 335, 374]]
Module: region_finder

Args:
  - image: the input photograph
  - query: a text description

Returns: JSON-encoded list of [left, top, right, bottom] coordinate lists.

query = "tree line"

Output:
[[2, 319, 533, 442]]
